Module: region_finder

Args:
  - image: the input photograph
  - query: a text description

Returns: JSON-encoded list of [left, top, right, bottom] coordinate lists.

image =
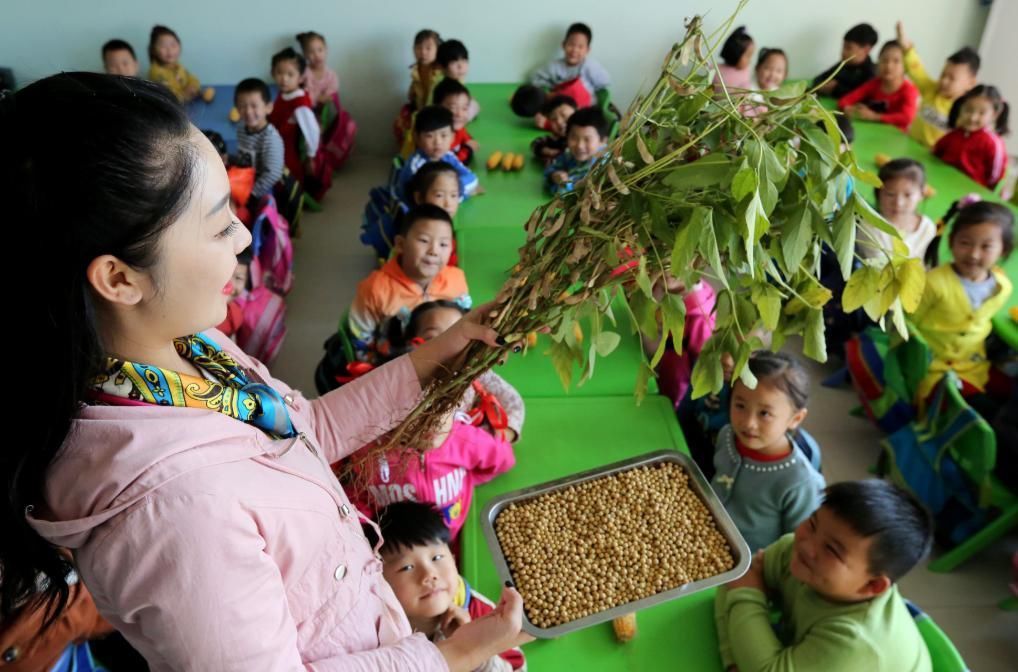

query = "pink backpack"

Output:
[[320, 92, 357, 172], [250, 195, 295, 296], [235, 287, 287, 365]]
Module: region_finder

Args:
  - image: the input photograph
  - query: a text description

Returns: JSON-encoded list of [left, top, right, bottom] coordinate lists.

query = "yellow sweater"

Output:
[[903, 48, 955, 148], [148, 62, 200, 103], [911, 264, 1013, 398]]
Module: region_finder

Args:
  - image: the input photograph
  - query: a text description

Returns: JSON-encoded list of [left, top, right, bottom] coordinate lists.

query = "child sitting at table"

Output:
[[838, 41, 919, 132], [147, 25, 204, 103], [544, 106, 608, 195], [714, 26, 755, 91], [436, 39, 480, 123], [933, 85, 1010, 190], [711, 351, 825, 552], [896, 21, 980, 148], [398, 105, 479, 201], [433, 78, 479, 165], [409, 161, 463, 266], [531, 23, 610, 106], [268, 47, 320, 184], [363, 502, 527, 670], [715, 479, 934, 672], [347, 204, 470, 362], [531, 94, 577, 165], [102, 39, 138, 77], [813, 23, 879, 98], [296, 31, 340, 108], [858, 158, 936, 261], [234, 78, 285, 211]]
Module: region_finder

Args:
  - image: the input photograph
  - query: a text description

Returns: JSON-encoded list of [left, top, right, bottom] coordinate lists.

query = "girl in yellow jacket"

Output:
[[912, 198, 1013, 401], [147, 25, 202, 103]]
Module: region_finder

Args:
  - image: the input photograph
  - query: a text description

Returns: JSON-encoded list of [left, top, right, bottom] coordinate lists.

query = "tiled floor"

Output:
[[271, 154, 1018, 671]]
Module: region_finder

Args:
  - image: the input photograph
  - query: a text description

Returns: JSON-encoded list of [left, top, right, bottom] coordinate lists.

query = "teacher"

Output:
[[1, 73, 527, 671]]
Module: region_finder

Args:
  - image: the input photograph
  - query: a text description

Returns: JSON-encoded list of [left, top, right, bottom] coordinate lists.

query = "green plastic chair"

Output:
[[909, 602, 969, 672]]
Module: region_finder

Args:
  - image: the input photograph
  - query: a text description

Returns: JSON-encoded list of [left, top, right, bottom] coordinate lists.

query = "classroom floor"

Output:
[[269, 153, 1018, 671]]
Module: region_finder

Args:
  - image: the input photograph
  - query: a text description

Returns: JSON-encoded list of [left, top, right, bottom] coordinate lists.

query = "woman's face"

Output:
[[137, 131, 252, 338]]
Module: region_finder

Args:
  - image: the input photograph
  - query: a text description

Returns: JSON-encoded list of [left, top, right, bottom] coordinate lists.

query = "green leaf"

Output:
[[628, 292, 660, 338], [734, 295, 758, 333], [890, 299, 908, 339], [662, 154, 734, 190], [772, 79, 807, 99], [761, 143, 789, 190], [897, 258, 927, 313], [634, 362, 653, 405], [781, 205, 813, 271], [755, 285, 783, 330], [661, 293, 687, 352], [649, 325, 670, 368], [852, 192, 903, 243], [548, 340, 576, 389], [803, 308, 827, 363], [843, 265, 880, 313], [671, 207, 709, 273], [636, 255, 653, 298], [731, 163, 757, 202], [742, 191, 769, 271], [700, 214, 729, 289], [593, 330, 622, 357], [849, 163, 882, 188], [831, 202, 856, 280], [690, 350, 724, 399], [734, 340, 757, 389]]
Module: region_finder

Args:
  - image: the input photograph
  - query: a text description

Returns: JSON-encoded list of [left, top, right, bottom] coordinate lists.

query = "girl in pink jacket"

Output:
[[3, 73, 528, 672]]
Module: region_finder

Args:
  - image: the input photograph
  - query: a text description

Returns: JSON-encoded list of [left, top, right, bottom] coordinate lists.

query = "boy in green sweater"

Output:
[[715, 480, 934, 672]]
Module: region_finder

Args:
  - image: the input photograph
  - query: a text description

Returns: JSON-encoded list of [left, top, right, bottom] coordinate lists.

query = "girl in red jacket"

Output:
[[933, 84, 1010, 190], [839, 40, 919, 132]]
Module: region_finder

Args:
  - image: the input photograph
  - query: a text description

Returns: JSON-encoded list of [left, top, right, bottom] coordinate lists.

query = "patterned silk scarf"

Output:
[[90, 333, 296, 439]]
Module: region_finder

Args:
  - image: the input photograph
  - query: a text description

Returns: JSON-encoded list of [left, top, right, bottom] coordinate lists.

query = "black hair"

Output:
[[362, 501, 451, 555], [202, 129, 227, 157], [388, 299, 467, 352], [565, 22, 592, 45], [541, 94, 578, 116], [737, 350, 810, 411], [414, 29, 441, 48], [756, 47, 787, 70], [945, 199, 1014, 261], [511, 84, 546, 117], [946, 47, 980, 75], [879, 40, 905, 58], [1, 73, 197, 627], [720, 26, 754, 67], [433, 77, 470, 105], [296, 31, 326, 51], [235, 77, 271, 104], [148, 25, 181, 64], [947, 84, 1010, 136], [413, 104, 453, 134], [566, 106, 609, 139], [237, 247, 253, 266], [102, 39, 136, 61], [820, 113, 855, 144], [271, 47, 306, 75], [410, 161, 460, 200], [396, 202, 453, 237], [876, 158, 926, 200], [436, 39, 469, 68], [822, 480, 933, 582], [844, 23, 878, 48]]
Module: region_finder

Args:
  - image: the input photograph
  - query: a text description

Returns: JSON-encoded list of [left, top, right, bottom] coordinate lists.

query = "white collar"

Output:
[[281, 88, 307, 101]]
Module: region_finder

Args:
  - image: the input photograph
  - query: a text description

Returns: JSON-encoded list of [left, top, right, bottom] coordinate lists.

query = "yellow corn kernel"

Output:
[[502, 152, 516, 171], [513, 154, 525, 170], [487, 151, 503, 170], [612, 613, 637, 642]]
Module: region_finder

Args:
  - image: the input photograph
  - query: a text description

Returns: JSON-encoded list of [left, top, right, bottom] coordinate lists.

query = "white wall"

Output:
[[978, 0, 1018, 155], [0, 0, 990, 153]]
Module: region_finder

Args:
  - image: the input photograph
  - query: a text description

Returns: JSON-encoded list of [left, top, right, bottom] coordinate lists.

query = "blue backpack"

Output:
[[360, 157, 406, 259]]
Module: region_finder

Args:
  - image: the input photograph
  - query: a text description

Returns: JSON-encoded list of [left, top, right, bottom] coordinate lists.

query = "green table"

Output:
[[460, 396, 724, 671]]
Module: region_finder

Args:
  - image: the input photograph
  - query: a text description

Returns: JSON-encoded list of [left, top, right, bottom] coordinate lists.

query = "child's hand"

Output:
[[466, 139, 480, 152], [534, 113, 548, 129], [727, 550, 766, 591], [473, 185, 486, 196], [847, 104, 880, 121], [551, 170, 570, 185], [817, 80, 837, 96], [895, 21, 913, 52], [439, 604, 472, 638]]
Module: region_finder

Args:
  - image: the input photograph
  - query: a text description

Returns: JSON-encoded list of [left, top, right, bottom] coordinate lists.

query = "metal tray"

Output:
[[480, 449, 751, 638]]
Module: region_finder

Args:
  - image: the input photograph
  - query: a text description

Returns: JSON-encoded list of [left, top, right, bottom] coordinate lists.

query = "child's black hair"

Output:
[[565, 22, 593, 45], [541, 94, 578, 117], [843, 23, 878, 48], [756, 47, 787, 70], [566, 106, 609, 139], [271, 47, 306, 75], [362, 501, 451, 555], [388, 299, 467, 352], [102, 39, 136, 61], [720, 26, 754, 67], [414, 29, 441, 48], [237, 248, 253, 266], [739, 350, 810, 411], [148, 25, 181, 64], [396, 202, 453, 238], [201, 129, 227, 157], [296, 31, 326, 51], [947, 84, 1010, 136], [946, 47, 980, 75], [822, 480, 933, 582], [413, 105, 453, 134], [436, 39, 469, 68], [410, 161, 460, 200], [511, 84, 546, 117], [879, 40, 905, 58], [235, 77, 271, 104], [433, 77, 471, 105], [875, 158, 926, 199]]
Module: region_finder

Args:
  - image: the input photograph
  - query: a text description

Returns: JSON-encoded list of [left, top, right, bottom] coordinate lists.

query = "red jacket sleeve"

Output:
[[880, 80, 919, 130], [837, 79, 874, 109], [467, 589, 527, 670]]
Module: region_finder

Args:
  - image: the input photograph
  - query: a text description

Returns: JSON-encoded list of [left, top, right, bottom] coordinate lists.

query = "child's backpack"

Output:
[[250, 195, 295, 296], [319, 92, 357, 172], [272, 168, 305, 238], [360, 156, 407, 259], [235, 287, 287, 365], [314, 312, 374, 395], [846, 325, 929, 434]]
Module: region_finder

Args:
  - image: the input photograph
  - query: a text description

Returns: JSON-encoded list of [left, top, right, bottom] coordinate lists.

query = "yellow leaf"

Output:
[[897, 258, 926, 313]]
